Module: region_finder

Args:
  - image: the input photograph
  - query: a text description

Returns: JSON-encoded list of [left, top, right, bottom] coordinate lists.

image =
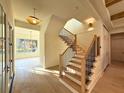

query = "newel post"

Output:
[[59, 54, 63, 77]]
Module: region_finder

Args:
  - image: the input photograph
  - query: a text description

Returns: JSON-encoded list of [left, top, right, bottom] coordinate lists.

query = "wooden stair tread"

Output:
[[76, 52, 84, 55], [67, 65, 81, 72], [70, 60, 81, 65], [65, 72, 81, 81], [60, 76, 81, 93], [73, 56, 84, 60]]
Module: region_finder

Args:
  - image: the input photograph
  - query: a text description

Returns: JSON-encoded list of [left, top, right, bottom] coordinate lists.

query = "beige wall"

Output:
[[40, 16, 51, 68], [77, 21, 101, 50], [45, 15, 66, 68]]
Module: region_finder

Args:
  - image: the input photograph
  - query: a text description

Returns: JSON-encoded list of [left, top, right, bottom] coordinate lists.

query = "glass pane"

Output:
[[0, 6, 2, 93], [2, 11, 6, 93]]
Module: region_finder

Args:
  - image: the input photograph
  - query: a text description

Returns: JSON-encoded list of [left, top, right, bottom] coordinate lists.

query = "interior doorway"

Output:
[[111, 33, 124, 62], [14, 26, 42, 83]]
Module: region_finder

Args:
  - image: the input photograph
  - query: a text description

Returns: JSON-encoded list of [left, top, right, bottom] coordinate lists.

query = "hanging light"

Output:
[[26, 8, 40, 25]]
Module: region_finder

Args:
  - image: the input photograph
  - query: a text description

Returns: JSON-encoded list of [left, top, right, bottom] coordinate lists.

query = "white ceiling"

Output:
[[112, 17, 124, 28], [108, 0, 124, 15], [89, 0, 113, 30], [107, 0, 124, 28], [11, 0, 100, 23]]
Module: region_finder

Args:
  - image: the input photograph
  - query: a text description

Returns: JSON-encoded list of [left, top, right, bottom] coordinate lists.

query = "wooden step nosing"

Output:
[[71, 60, 81, 63], [70, 61, 81, 65], [73, 57, 84, 60], [75, 54, 85, 57], [67, 65, 80, 72], [66, 68, 81, 76]]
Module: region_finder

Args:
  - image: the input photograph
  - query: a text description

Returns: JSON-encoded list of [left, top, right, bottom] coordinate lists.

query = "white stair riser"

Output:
[[65, 73, 81, 86], [71, 58, 82, 63], [66, 68, 81, 76]]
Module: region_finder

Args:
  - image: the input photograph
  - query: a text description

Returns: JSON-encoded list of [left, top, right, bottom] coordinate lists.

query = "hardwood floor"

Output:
[[13, 58, 124, 93], [13, 57, 72, 93], [91, 61, 124, 93]]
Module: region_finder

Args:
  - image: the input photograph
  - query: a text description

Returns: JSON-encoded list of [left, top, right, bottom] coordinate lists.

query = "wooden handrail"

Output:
[[80, 35, 97, 93], [77, 30, 93, 35], [61, 46, 70, 56], [85, 35, 97, 59]]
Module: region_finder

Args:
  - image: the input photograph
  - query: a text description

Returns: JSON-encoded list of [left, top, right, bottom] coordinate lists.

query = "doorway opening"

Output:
[[111, 33, 124, 63], [15, 26, 42, 74]]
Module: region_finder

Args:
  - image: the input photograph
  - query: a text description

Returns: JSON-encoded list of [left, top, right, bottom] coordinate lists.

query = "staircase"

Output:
[[59, 28, 97, 93]]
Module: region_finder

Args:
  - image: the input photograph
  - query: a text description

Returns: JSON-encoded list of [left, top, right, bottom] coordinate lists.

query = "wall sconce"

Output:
[[88, 23, 94, 31], [85, 17, 95, 31]]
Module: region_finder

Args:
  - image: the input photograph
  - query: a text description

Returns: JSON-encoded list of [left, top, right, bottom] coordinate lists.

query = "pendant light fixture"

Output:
[[26, 8, 40, 25]]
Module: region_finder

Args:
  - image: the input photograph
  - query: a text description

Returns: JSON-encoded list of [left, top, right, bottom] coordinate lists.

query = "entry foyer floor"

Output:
[[92, 61, 124, 93], [13, 58, 124, 93], [13, 57, 72, 93]]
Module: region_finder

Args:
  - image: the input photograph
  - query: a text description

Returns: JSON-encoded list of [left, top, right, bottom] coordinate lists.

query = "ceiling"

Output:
[[11, 0, 100, 23], [105, 0, 124, 28]]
